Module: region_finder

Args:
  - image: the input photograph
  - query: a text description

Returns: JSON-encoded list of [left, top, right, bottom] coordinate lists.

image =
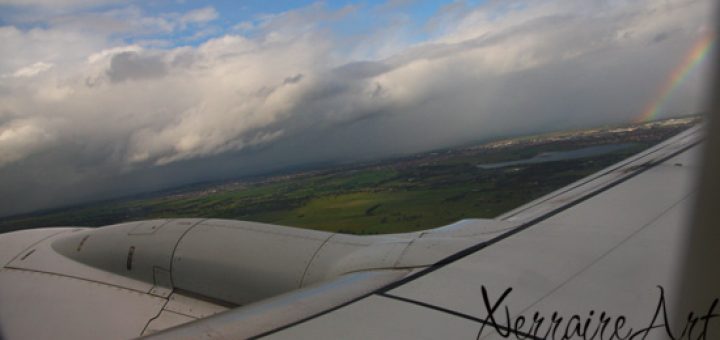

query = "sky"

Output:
[[0, 0, 715, 217]]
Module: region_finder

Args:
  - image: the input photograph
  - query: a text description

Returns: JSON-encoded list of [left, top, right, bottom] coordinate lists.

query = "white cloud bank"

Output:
[[0, 0, 714, 215]]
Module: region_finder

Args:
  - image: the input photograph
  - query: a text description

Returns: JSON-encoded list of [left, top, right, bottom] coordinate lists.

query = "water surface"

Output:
[[477, 144, 635, 169]]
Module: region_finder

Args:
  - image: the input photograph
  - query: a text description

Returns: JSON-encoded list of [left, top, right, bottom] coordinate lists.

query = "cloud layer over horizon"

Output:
[[0, 0, 714, 216]]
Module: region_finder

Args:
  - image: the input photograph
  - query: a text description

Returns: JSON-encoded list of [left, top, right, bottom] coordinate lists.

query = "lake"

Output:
[[476, 144, 636, 169]]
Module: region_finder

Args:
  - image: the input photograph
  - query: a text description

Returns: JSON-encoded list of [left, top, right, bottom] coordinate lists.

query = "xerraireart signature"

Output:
[[476, 286, 718, 340]]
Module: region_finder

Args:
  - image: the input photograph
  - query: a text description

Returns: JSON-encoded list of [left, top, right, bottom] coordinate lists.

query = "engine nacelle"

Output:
[[49, 219, 418, 305]]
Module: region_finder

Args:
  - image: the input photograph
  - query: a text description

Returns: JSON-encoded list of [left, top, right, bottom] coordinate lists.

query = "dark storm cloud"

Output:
[[332, 61, 393, 79], [106, 51, 167, 82], [283, 73, 303, 84], [653, 31, 672, 43]]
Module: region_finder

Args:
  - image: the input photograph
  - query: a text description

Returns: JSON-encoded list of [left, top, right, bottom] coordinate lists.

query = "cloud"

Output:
[[0, 25, 107, 75], [180, 6, 218, 26], [0, 0, 122, 9], [233, 21, 254, 32], [9, 61, 53, 78], [0, 0, 714, 216], [106, 52, 167, 83], [0, 119, 55, 166], [283, 74, 304, 84]]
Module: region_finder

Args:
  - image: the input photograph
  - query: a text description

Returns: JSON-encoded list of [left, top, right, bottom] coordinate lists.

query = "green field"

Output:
[[0, 118, 697, 234]]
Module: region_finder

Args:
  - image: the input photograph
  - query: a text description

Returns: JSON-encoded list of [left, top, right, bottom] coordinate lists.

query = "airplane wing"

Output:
[[147, 125, 716, 340], [2, 120, 716, 340], [297, 132, 711, 340]]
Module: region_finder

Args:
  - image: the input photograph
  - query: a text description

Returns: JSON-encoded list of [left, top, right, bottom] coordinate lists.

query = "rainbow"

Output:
[[636, 32, 715, 123]]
